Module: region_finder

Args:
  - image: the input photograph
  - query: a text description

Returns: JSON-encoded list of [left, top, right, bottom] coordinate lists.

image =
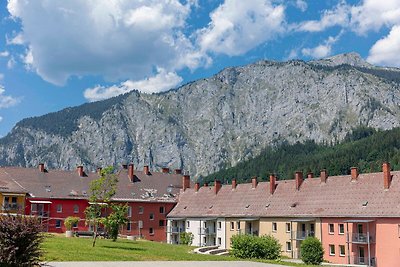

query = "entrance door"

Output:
[[358, 247, 365, 264], [247, 222, 252, 234]]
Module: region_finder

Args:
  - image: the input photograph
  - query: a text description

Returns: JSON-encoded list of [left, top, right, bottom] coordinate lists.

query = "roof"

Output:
[[0, 166, 184, 202], [167, 171, 400, 218]]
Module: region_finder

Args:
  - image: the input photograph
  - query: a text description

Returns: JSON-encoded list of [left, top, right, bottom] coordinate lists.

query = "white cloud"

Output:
[[0, 74, 4, 81], [367, 25, 400, 67], [295, 0, 307, 12], [6, 33, 24, 45], [351, 0, 400, 34], [0, 85, 20, 109], [84, 68, 183, 102], [0, 51, 9, 57], [197, 0, 285, 56], [0, 116, 3, 123], [296, 1, 349, 32], [301, 34, 341, 59], [7, 57, 16, 69], [6, 0, 199, 86]]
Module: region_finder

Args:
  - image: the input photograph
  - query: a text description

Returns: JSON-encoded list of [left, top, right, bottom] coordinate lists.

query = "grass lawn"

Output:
[[41, 234, 325, 267]]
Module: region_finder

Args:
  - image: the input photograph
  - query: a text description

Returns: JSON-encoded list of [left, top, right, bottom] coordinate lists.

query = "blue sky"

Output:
[[0, 0, 400, 136]]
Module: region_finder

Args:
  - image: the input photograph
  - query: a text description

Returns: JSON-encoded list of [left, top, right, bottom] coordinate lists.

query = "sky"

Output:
[[0, 0, 399, 136]]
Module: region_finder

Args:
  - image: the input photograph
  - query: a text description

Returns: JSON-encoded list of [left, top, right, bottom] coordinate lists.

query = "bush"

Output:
[[64, 216, 80, 231], [179, 232, 194, 245], [231, 234, 281, 260], [301, 237, 324, 265], [0, 215, 44, 266]]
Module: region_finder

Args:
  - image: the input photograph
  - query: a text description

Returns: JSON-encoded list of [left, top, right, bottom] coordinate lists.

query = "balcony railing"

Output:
[[198, 227, 216, 235], [30, 211, 49, 218], [293, 231, 315, 240], [349, 256, 376, 266], [348, 233, 374, 243], [2, 204, 21, 211], [167, 226, 184, 233]]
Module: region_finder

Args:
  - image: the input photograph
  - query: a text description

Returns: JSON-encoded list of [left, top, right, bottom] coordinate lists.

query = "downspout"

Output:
[[347, 222, 350, 265], [367, 223, 371, 267]]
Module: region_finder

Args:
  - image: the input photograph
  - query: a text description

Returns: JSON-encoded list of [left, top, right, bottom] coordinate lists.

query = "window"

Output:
[[286, 242, 292, 251], [329, 244, 335, 255], [187, 221, 190, 228], [286, 223, 291, 232], [56, 204, 62, 213], [127, 222, 131, 231], [11, 197, 17, 204], [31, 204, 37, 212], [218, 221, 222, 229], [159, 220, 164, 227], [339, 245, 345, 256], [73, 222, 78, 229], [218, 237, 221, 245], [159, 206, 165, 214], [203, 236, 206, 245], [139, 220, 143, 229], [230, 222, 234, 230], [73, 205, 79, 213], [329, 223, 334, 234], [272, 222, 277, 232], [127, 206, 132, 217], [139, 206, 144, 214], [339, 224, 345, 235], [149, 228, 154, 235], [149, 213, 154, 220], [203, 221, 207, 228], [55, 220, 61, 228], [237, 221, 240, 230]]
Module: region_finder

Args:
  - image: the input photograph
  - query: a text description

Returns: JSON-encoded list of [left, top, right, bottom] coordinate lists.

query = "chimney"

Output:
[[270, 174, 276, 194], [194, 182, 200, 192], [204, 183, 208, 187], [383, 162, 392, 190], [252, 177, 258, 188], [232, 179, 237, 189], [96, 167, 102, 174], [295, 171, 303, 190], [143, 165, 150, 175], [122, 164, 128, 169], [38, 163, 45, 173], [320, 169, 328, 183], [128, 164, 134, 182], [162, 167, 170, 174], [175, 169, 182, 175], [182, 175, 190, 191], [307, 172, 314, 178], [77, 166, 84, 177], [214, 180, 222, 194], [351, 167, 359, 181]]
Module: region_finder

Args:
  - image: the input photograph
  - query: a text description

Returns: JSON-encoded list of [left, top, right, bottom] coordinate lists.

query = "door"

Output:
[[358, 247, 365, 264], [358, 224, 363, 234], [310, 223, 315, 236], [247, 222, 252, 234], [38, 204, 44, 216]]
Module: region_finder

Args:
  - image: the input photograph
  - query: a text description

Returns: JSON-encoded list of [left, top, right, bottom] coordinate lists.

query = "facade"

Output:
[[167, 163, 400, 266], [0, 163, 187, 242]]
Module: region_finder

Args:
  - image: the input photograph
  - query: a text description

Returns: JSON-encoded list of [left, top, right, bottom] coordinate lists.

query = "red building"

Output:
[[0, 163, 187, 242]]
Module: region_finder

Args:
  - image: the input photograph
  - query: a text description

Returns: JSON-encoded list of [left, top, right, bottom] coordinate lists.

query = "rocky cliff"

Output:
[[1, 53, 400, 178]]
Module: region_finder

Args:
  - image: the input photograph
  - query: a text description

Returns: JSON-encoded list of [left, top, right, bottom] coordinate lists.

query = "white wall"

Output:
[[217, 218, 226, 248]]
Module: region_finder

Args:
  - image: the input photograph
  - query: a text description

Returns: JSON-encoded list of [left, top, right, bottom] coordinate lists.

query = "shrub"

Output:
[[64, 216, 80, 231], [301, 237, 324, 265], [231, 234, 281, 260], [179, 232, 194, 245], [0, 215, 44, 266]]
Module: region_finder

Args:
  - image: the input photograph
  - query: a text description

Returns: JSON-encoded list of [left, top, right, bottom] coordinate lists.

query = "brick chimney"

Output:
[[307, 172, 314, 178], [383, 162, 392, 190], [96, 167, 102, 174], [232, 179, 237, 189], [295, 171, 303, 190], [204, 183, 208, 187], [252, 177, 258, 188], [182, 175, 190, 191], [128, 164, 134, 182], [214, 180, 222, 194], [38, 163, 45, 173], [175, 169, 182, 175], [320, 169, 328, 183], [77, 166, 84, 177], [194, 182, 200, 192], [143, 165, 150, 175], [270, 174, 276, 195], [351, 167, 359, 181], [162, 167, 170, 174]]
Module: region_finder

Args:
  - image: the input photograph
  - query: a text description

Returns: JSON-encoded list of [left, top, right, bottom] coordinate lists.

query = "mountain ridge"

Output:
[[1, 53, 400, 178]]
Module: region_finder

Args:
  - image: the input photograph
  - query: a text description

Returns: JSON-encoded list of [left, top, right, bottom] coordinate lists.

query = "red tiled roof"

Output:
[[0, 166, 184, 202], [168, 171, 400, 218]]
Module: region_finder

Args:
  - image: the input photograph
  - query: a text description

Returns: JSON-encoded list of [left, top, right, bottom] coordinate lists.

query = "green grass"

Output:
[[41, 235, 327, 266]]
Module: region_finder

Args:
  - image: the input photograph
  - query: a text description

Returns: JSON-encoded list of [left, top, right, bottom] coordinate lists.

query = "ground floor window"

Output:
[[286, 242, 292, 251], [127, 222, 131, 231], [149, 228, 154, 235], [329, 244, 335, 255], [218, 237, 221, 245], [339, 245, 345, 256], [55, 220, 61, 228]]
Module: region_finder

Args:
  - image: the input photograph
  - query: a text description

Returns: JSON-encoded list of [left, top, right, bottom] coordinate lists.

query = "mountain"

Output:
[[1, 53, 400, 178]]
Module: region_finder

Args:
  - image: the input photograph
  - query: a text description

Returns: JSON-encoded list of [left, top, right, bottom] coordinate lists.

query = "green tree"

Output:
[[85, 166, 118, 247], [101, 204, 129, 241], [301, 237, 324, 265], [179, 232, 194, 245]]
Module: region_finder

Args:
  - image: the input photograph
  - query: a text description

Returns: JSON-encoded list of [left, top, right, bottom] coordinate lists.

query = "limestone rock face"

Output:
[[1, 53, 400, 178]]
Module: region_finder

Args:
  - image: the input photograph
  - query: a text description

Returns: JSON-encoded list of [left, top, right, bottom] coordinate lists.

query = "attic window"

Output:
[[362, 201, 368, 207], [245, 204, 250, 208], [265, 203, 270, 208], [290, 203, 297, 208], [209, 205, 213, 209], [45, 185, 51, 192], [183, 206, 187, 210]]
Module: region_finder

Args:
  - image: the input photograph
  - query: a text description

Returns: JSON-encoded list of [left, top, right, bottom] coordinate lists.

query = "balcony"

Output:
[[348, 233, 374, 244], [198, 227, 216, 235], [349, 256, 376, 266], [31, 211, 49, 218], [167, 226, 184, 233], [2, 203, 21, 211], [293, 231, 315, 240]]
